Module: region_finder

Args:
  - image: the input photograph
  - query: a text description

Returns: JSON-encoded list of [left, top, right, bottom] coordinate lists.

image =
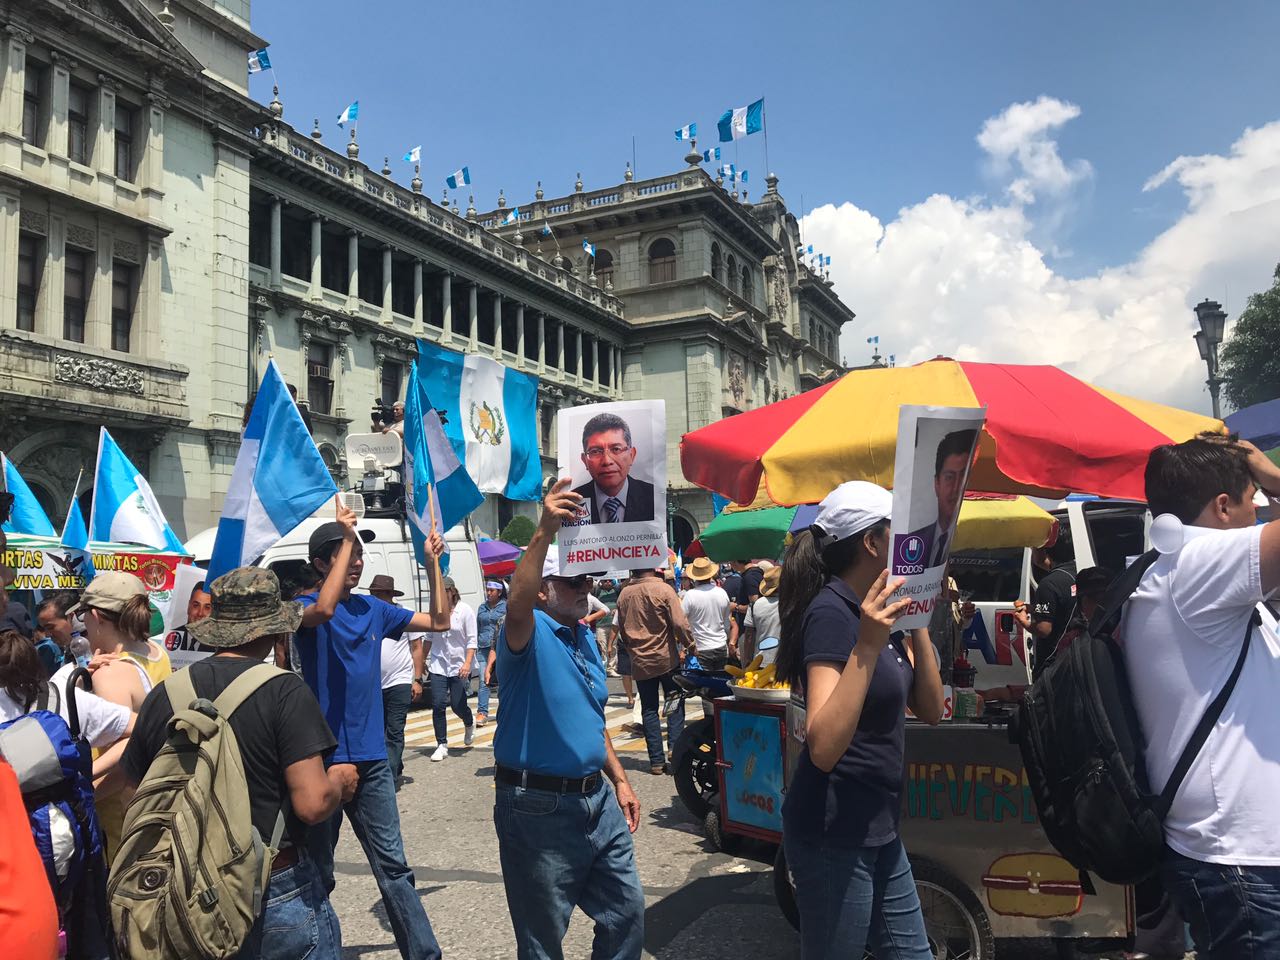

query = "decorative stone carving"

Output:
[[728, 353, 746, 406], [66, 222, 97, 250], [114, 240, 140, 264], [53, 355, 145, 395], [19, 209, 48, 236], [5, 23, 36, 45], [772, 267, 789, 321]]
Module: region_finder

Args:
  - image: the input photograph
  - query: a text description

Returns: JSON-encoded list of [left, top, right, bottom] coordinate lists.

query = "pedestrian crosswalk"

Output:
[[402, 695, 705, 754]]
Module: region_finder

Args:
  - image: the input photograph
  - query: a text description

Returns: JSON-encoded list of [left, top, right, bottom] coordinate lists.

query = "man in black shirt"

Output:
[[727, 560, 764, 633], [1014, 546, 1078, 679], [122, 567, 357, 960]]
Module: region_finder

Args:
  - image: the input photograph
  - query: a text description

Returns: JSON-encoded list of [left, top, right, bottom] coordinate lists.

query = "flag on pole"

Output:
[[61, 495, 96, 583], [582, 239, 596, 257], [675, 122, 697, 141], [717, 98, 764, 142], [1, 453, 56, 536], [446, 166, 471, 189], [247, 49, 272, 74], [541, 222, 553, 237], [337, 100, 359, 127], [702, 147, 720, 162], [402, 363, 483, 567], [806, 244, 813, 255], [824, 254, 831, 266], [502, 207, 521, 226], [740, 170, 749, 184], [403, 145, 421, 164], [867, 336, 879, 345], [720, 163, 736, 180], [206, 360, 338, 582], [88, 428, 184, 551], [413, 340, 542, 500]]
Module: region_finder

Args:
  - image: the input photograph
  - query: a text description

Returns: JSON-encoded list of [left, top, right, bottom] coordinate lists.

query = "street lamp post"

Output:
[[1193, 299, 1227, 420]]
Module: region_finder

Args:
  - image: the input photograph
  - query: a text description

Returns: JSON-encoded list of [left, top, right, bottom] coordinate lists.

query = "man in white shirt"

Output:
[[1122, 433, 1280, 959], [743, 565, 782, 666], [679, 557, 738, 671], [424, 577, 477, 762], [370, 575, 424, 789]]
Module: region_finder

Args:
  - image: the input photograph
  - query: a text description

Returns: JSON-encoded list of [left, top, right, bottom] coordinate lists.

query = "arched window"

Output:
[[711, 242, 723, 283], [648, 238, 676, 284], [595, 248, 614, 287], [726, 254, 738, 293], [741, 265, 752, 305]]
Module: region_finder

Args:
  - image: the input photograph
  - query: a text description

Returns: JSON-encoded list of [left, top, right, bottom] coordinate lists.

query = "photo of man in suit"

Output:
[[906, 428, 978, 568], [573, 412, 656, 523]]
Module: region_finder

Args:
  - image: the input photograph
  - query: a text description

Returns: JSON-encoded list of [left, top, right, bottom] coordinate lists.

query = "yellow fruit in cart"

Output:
[[748, 654, 764, 671], [725, 664, 744, 678]]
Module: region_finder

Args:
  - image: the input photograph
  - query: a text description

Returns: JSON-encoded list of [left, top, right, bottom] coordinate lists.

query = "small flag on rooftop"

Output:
[[446, 166, 471, 190], [403, 145, 421, 164], [541, 222, 553, 237], [702, 147, 720, 163], [740, 170, 749, 184], [867, 335, 879, 345], [806, 244, 813, 254], [337, 100, 359, 127], [675, 122, 697, 141], [717, 98, 764, 142], [720, 163, 736, 179], [247, 48, 271, 74], [583, 239, 596, 257], [503, 207, 521, 226], [824, 254, 831, 266]]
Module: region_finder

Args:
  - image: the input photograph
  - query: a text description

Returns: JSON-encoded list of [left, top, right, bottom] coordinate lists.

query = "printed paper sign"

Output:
[[157, 564, 216, 668], [888, 405, 987, 631], [556, 400, 668, 577]]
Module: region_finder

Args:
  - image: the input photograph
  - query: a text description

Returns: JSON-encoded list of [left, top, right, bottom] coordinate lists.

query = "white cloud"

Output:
[[806, 103, 1280, 412]]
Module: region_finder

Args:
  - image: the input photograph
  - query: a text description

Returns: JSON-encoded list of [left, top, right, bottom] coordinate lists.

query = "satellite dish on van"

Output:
[[345, 432, 403, 470]]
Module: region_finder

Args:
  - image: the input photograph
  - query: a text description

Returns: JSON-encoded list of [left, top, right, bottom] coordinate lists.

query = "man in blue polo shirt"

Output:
[[295, 499, 447, 960], [495, 478, 644, 959]]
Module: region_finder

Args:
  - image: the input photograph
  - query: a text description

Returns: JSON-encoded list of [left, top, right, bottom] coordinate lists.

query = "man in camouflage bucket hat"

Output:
[[122, 567, 359, 960]]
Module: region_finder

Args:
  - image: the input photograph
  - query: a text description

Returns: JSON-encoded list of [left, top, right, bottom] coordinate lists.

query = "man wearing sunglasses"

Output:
[[573, 412, 655, 523], [493, 478, 644, 959]]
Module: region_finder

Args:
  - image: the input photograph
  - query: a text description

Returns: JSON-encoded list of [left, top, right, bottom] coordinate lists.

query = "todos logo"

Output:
[[899, 535, 924, 566]]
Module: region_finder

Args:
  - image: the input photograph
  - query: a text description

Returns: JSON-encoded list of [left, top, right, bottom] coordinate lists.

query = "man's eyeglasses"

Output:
[[550, 574, 594, 589], [584, 444, 629, 461]]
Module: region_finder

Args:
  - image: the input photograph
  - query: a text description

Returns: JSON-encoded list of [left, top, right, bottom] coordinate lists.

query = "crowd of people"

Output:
[[1, 430, 1278, 960]]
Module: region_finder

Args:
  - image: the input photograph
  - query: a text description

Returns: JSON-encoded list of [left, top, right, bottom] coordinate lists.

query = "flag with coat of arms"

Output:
[[1, 453, 56, 536], [88, 428, 185, 551]]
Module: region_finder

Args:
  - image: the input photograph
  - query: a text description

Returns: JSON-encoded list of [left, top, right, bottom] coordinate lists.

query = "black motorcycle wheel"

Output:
[[673, 719, 718, 820]]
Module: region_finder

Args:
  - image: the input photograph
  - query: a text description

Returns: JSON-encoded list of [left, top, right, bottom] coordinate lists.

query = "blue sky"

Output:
[[250, 1, 1280, 410]]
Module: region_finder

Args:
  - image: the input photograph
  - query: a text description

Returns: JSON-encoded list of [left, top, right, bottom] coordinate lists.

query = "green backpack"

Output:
[[108, 663, 290, 959]]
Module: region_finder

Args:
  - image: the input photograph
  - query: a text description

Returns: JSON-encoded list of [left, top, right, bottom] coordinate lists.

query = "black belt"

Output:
[[495, 764, 603, 794]]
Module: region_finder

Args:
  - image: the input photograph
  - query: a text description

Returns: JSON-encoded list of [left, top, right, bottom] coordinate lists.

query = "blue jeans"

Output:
[[382, 683, 413, 779], [307, 759, 442, 960], [234, 857, 341, 960], [636, 672, 684, 768], [1162, 847, 1280, 959], [430, 671, 473, 744], [475, 646, 492, 716], [782, 832, 931, 959], [494, 780, 644, 959]]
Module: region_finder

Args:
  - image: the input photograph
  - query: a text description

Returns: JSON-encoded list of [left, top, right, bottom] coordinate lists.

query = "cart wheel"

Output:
[[703, 804, 741, 854], [673, 721, 717, 820], [912, 859, 995, 960], [773, 844, 800, 931]]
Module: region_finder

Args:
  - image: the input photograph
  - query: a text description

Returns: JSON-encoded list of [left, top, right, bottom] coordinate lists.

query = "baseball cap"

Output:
[[813, 481, 893, 545], [541, 545, 561, 579], [188, 567, 303, 648], [68, 571, 147, 615], [308, 522, 375, 561]]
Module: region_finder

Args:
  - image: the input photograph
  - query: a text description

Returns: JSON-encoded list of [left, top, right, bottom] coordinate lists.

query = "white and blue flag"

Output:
[[583, 239, 596, 257], [206, 360, 338, 582], [446, 166, 471, 190], [414, 340, 542, 501], [867, 335, 879, 345], [247, 48, 271, 74], [502, 207, 521, 226], [806, 244, 813, 255], [740, 170, 749, 184], [824, 254, 831, 266], [403, 145, 421, 164], [675, 122, 696, 141], [61, 495, 96, 583], [720, 163, 736, 182], [717, 98, 764, 142], [541, 222, 553, 237], [88, 428, 184, 551], [337, 100, 359, 127], [403, 364, 483, 568], [702, 147, 720, 162], [1, 453, 55, 536]]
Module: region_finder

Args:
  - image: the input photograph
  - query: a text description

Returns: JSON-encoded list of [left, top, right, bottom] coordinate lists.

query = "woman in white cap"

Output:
[[775, 481, 945, 958], [474, 580, 506, 726]]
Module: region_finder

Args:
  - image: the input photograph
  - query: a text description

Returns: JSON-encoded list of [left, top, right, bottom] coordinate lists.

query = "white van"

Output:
[[950, 497, 1151, 686]]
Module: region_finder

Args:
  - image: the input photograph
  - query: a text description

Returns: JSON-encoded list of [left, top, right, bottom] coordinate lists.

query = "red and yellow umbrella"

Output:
[[680, 359, 1222, 506]]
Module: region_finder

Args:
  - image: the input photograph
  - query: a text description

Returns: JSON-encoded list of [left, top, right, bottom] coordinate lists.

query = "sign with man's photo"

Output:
[[888, 404, 987, 631], [556, 400, 668, 577]]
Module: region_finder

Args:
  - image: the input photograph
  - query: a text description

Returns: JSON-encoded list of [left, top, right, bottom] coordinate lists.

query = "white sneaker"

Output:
[[464, 724, 475, 746], [431, 743, 449, 762]]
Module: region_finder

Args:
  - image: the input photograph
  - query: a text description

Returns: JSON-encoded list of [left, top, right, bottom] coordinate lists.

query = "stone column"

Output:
[[88, 224, 112, 350], [269, 197, 282, 289], [575, 328, 584, 380], [468, 283, 478, 352], [49, 54, 71, 175], [613, 345, 622, 393], [308, 215, 322, 300], [537, 312, 546, 372], [93, 81, 116, 182], [0, 190, 19, 329], [412, 260, 424, 333], [596, 338, 604, 387], [40, 215, 65, 340], [137, 96, 165, 221], [515, 304, 525, 366], [380, 245, 392, 322], [441, 272, 452, 333], [138, 232, 163, 357], [346, 229, 359, 309], [493, 293, 503, 355], [0, 31, 31, 163], [556, 320, 564, 372]]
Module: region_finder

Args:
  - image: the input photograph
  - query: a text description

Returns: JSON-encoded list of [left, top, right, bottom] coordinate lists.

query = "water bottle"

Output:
[[68, 634, 92, 670]]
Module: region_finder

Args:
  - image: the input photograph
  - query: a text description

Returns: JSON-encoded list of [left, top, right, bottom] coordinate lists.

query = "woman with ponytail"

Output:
[[778, 481, 945, 959], [65, 572, 171, 854]]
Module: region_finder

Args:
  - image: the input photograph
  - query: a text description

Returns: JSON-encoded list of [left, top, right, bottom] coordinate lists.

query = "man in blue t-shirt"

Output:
[[295, 498, 448, 960], [494, 478, 644, 959]]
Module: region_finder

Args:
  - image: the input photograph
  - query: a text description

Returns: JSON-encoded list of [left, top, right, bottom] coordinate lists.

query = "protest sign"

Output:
[[556, 400, 667, 577], [2, 534, 187, 602], [888, 405, 986, 631], [157, 563, 215, 668]]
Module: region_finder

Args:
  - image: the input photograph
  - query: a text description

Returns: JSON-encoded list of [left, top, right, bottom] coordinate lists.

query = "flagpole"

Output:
[[762, 98, 770, 174], [64, 468, 85, 539], [632, 135, 637, 179], [426, 482, 446, 618]]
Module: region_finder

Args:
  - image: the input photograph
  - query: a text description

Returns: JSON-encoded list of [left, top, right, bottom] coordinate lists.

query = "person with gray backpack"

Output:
[[112, 567, 359, 960]]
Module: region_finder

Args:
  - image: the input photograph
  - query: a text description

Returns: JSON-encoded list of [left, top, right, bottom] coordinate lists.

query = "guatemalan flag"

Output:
[[88, 428, 184, 551], [247, 48, 271, 74], [582, 239, 596, 257], [206, 360, 337, 582], [502, 207, 520, 226], [414, 339, 542, 501], [402, 364, 483, 568], [337, 100, 359, 127], [717, 98, 764, 142], [446, 166, 471, 190], [1, 453, 56, 536], [675, 122, 696, 141], [702, 147, 720, 162], [61, 495, 96, 583], [403, 145, 421, 164]]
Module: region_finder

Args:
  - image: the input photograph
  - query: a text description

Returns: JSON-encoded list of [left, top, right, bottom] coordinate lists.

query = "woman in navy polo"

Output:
[[777, 481, 946, 958]]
